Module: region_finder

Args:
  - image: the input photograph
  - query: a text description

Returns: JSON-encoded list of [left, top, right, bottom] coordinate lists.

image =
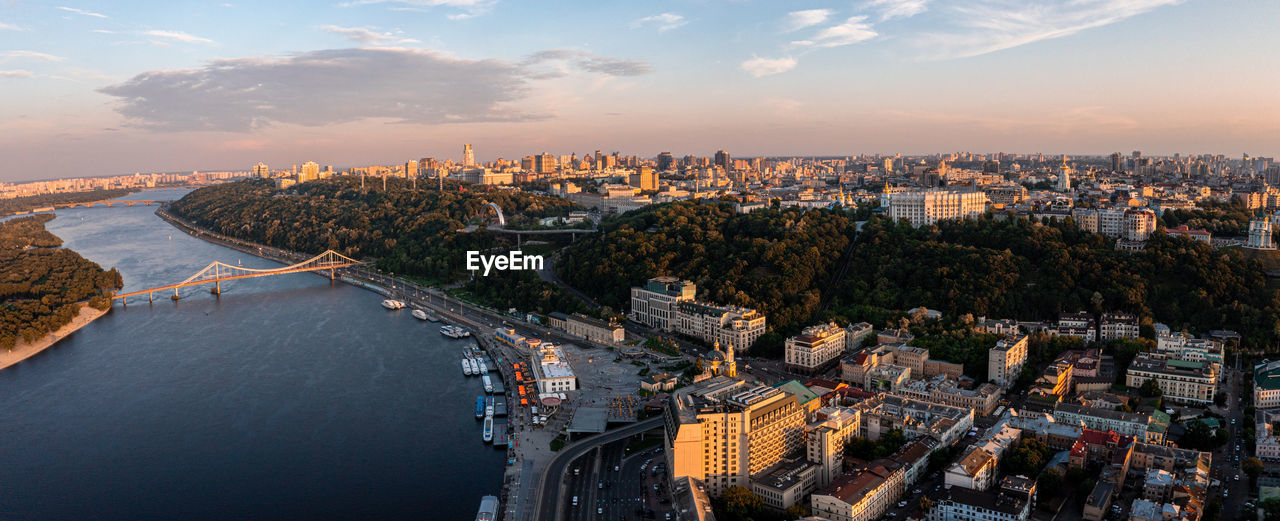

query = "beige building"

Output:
[[676, 301, 766, 353], [565, 313, 625, 345], [630, 276, 697, 332], [810, 463, 904, 521], [887, 189, 989, 227], [1125, 353, 1218, 405], [806, 407, 863, 487], [785, 322, 847, 374], [988, 334, 1029, 389], [664, 377, 806, 497], [531, 344, 577, 393]]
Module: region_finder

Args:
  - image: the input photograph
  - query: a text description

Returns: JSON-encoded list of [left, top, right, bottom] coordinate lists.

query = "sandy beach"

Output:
[[0, 303, 108, 371]]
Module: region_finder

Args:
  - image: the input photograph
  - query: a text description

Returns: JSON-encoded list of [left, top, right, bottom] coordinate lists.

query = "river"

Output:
[[0, 188, 504, 520]]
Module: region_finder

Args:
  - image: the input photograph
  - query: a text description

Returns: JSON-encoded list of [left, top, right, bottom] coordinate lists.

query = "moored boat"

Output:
[[475, 396, 485, 419], [482, 416, 493, 443], [381, 299, 405, 310], [412, 309, 428, 320]]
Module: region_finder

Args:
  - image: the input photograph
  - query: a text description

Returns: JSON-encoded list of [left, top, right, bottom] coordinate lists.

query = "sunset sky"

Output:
[[1, 0, 1277, 181]]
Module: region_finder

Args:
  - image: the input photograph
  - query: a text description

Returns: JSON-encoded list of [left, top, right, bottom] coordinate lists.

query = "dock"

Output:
[[494, 396, 508, 417], [493, 419, 509, 447], [491, 378, 505, 395]]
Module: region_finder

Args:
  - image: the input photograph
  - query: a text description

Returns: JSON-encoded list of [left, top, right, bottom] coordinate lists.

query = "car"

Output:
[[913, 489, 921, 494], [598, 482, 604, 489], [1236, 475, 1241, 481], [654, 484, 659, 491], [614, 465, 620, 471], [573, 496, 579, 506], [597, 508, 603, 515]]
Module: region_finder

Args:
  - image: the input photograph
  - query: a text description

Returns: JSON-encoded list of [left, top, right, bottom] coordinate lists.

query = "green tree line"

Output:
[[0, 214, 123, 349]]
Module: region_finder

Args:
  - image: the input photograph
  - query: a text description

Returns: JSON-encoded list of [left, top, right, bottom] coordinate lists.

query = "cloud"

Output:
[[739, 56, 796, 77], [320, 25, 419, 44], [99, 47, 646, 132], [522, 50, 652, 77], [0, 70, 36, 78], [2, 51, 66, 62], [56, 6, 108, 18], [143, 30, 215, 44], [918, 0, 1184, 59], [91, 29, 115, 34], [0, 20, 24, 31], [631, 13, 687, 33], [790, 16, 877, 48], [782, 9, 831, 32], [342, 0, 496, 19], [865, 0, 931, 21]]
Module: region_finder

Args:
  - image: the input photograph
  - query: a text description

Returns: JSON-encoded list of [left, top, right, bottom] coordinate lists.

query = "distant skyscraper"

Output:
[[463, 144, 475, 167], [1110, 152, 1123, 173], [405, 160, 418, 178], [714, 150, 731, 170], [534, 152, 557, 174], [657, 152, 674, 172], [299, 161, 320, 182], [253, 162, 269, 178]]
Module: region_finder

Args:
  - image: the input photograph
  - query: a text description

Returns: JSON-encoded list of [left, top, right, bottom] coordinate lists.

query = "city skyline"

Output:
[[2, 0, 1279, 181]]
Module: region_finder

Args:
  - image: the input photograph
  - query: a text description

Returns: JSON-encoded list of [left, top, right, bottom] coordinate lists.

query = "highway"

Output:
[[535, 417, 664, 521]]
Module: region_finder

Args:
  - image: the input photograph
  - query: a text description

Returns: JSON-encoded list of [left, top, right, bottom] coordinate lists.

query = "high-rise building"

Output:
[[657, 152, 675, 172], [988, 334, 1028, 389], [534, 152, 557, 174], [463, 144, 475, 167], [404, 160, 418, 178], [299, 161, 320, 182], [1110, 152, 1123, 173], [629, 166, 657, 191], [253, 162, 270, 178], [664, 377, 806, 497], [714, 150, 731, 170]]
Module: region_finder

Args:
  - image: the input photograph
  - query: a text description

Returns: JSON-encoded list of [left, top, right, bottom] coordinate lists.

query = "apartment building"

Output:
[[1053, 403, 1149, 438], [1057, 312, 1097, 341], [1125, 353, 1218, 405], [676, 301, 767, 352], [810, 463, 904, 521], [664, 377, 806, 497], [929, 477, 1036, 521], [1099, 312, 1139, 341], [629, 276, 697, 332], [988, 334, 1029, 389], [845, 322, 874, 350], [896, 375, 1002, 416], [886, 189, 989, 227], [749, 458, 817, 510], [856, 393, 974, 446], [785, 322, 848, 374], [807, 407, 863, 488], [1155, 333, 1223, 365], [1255, 359, 1280, 409]]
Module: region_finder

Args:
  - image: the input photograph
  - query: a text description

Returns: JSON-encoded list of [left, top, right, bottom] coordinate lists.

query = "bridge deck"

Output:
[[113, 262, 358, 299]]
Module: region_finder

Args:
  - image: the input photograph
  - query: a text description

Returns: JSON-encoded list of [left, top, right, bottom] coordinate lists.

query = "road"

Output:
[[1217, 355, 1249, 516], [536, 417, 664, 521]]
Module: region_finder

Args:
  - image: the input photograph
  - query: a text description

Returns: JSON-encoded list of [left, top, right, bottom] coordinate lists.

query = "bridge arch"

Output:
[[484, 201, 506, 227]]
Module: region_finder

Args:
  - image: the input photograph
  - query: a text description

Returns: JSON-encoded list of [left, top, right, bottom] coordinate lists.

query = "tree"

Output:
[[784, 505, 809, 519], [721, 486, 764, 520], [918, 497, 932, 512], [1139, 378, 1162, 398], [1038, 469, 1064, 502], [1263, 498, 1280, 521], [1245, 456, 1264, 480]]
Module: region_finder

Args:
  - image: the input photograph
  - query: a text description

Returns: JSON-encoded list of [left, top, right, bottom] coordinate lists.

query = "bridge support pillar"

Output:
[[148, 292, 153, 304], [211, 280, 221, 295], [330, 267, 335, 282], [172, 288, 181, 301]]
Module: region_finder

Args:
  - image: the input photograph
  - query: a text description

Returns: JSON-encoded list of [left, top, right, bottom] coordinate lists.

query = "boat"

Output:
[[485, 404, 494, 417], [475, 396, 486, 419], [477, 359, 488, 373], [426, 312, 440, 322], [475, 495, 499, 521], [381, 299, 405, 310], [483, 416, 494, 443], [482, 374, 494, 394], [467, 358, 479, 375], [461, 359, 471, 376], [441, 324, 472, 338], [412, 309, 429, 321]]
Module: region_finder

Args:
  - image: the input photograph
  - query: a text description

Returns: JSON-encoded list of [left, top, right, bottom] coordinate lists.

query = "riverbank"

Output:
[[0, 303, 108, 371]]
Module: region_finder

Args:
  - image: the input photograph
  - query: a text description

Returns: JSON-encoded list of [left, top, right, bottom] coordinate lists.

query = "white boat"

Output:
[[441, 324, 473, 338], [381, 299, 405, 310], [485, 404, 494, 417], [477, 359, 488, 373], [466, 358, 477, 376], [482, 374, 494, 394], [483, 416, 494, 443], [461, 359, 470, 376], [476, 495, 499, 521], [412, 309, 428, 321]]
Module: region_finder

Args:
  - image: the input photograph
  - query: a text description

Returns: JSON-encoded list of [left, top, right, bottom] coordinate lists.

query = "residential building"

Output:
[[930, 477, 1035, 521], [1054, 404, 1149, 438], [1124, 209, 1157, 241], [252, 162, 269, 178], [676, 301, 767, 352], [670, 477, 717, 521], [750, 458, 817, 510], [1255, 411, 1280, 461], [785, 322, 848, 374], [1255, 359, 1280, 409], [810, 464, 903, 521], [977, 317, 1020, 337], [1099, 312, 1139, 341], [530, 344, 577, 393], [664, 377, 806, 497], [845, 322, 874, 350], [855, 393, 974, 446], [896, 375, 1002, 416], [1057, 312, 1097, 341], [988, 334, 1029, 389], [886, 189, 989, 227], [945, 446, 997, 491], [807, 407, 863, 487], [1156, 333, 1223, 365], [1125, 353, 1218, 405], [565, 313, 625, 344], [630, 276, 697, 332]]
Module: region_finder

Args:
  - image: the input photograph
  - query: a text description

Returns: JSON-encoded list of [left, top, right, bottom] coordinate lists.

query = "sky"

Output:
[[1, 0, 1278, 181]]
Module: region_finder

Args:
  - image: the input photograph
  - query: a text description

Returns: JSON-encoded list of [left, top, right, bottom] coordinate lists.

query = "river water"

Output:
[[0, 189, 504, 520]]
